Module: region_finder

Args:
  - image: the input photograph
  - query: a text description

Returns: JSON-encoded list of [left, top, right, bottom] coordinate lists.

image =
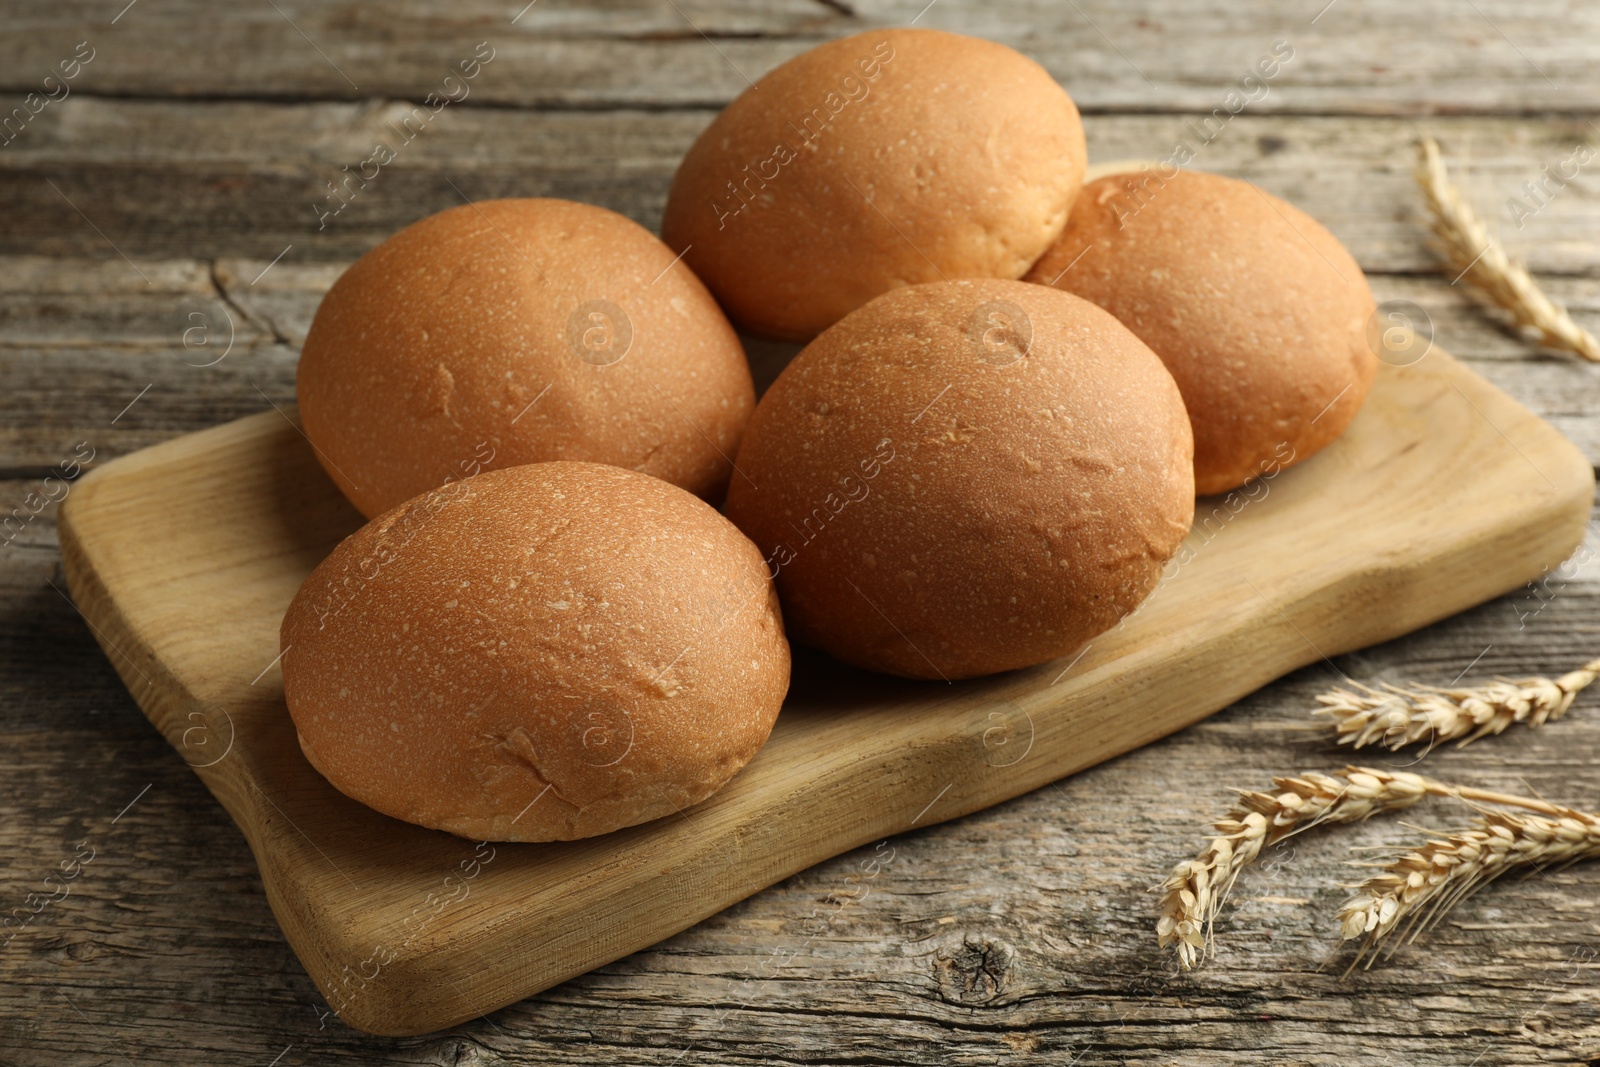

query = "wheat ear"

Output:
[[1157, 766, 1571, 968], [1157, 767, 1432, 968], [1416, 137, 1600, 362], [1315, 657, 1600, 752], [1339, 802, 1600, 968]]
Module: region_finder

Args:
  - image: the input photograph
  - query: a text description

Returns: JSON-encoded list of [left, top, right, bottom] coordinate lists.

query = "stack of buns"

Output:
[[284, 28, 1378, 841]]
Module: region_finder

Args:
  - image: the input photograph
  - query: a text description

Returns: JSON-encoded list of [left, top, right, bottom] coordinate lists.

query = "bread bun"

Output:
[[723, 279, 1193, 681], [661, 28, 1086, 342], [280, 462, 790, 842], [297, 198, 755, 518], [1025, 169, 1378, 495]]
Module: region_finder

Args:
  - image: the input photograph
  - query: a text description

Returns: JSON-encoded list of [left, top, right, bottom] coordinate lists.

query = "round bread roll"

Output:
[[661, 28, 1087, 342], [280, 461, 790, 842], [1025, 169, 1378, 495], [723, 278, 1194, 681], [297, 198, 756, 518]]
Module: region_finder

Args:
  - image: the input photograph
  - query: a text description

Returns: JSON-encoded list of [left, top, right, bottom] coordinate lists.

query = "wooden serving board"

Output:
[[58, 347, 1591, 1036]]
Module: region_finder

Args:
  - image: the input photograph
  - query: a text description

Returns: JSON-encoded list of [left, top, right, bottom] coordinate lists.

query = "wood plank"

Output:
[[0, 344, 298, 475], [5, 258, 1598, 475], [53, 347, 1592, 1034], [4, 0, 1598, 113], [5, 104, 1598, 273], [0, 256, 266, 350]]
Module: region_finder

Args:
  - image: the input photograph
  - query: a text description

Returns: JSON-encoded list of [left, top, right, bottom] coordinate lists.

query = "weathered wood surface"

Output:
[[4, 0, 1599, 112], [4, 0, 1600, 1062], [7, 105, 1600, 267]]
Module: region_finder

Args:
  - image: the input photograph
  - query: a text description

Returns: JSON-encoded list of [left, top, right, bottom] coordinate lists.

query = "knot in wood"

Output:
[[934, 934, 1016, 1004]]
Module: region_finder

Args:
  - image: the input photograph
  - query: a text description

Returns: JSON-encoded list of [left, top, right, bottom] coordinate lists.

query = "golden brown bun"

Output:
[[280, 462, 790, 842], [297, 198, 756, 518], [1026, 169, 1378, 495], [723, 279, 1194, 681], [661, 28, 1086, 342]]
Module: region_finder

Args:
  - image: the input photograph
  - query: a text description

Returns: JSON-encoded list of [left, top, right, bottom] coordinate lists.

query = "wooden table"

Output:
[[4, 2, 1599, 1063]]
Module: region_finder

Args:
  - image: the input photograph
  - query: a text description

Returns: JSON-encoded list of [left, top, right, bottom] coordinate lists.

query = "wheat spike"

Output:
[[1156, 766, 1579, 968], [1416, 137, 1600, 362], [1157, 767, 1434, 968], [1339, 804, 1600, 968], [1315, 657, 1600, 752]]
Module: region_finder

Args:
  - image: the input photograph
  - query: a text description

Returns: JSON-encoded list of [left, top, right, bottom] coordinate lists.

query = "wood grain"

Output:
[[7, 104, 1600, 269], [5, 0, 1598, 113], [53, 346, 1591, 1035]]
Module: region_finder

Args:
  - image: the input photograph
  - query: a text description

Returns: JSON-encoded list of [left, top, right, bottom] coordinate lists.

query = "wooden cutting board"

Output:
[[58, 346, 1591, 1036]]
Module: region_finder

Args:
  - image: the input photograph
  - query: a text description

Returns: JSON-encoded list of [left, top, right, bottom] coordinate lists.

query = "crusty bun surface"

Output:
[[1026, 169, 1378, 495], [297, 198, 755, 518], [661, 28, 1087, 342], [280, 462, 790, 843], [723, 278, 1194, 681]]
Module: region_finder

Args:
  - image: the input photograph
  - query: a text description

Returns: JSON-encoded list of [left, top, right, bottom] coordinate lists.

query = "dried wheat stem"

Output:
[[1315, 656, 1600, 752], [1156, 766, 1568, 968], [1416, 137, 1600, 362], [1158, 767, 1431, 968], [1339, 804, 1600, 968]]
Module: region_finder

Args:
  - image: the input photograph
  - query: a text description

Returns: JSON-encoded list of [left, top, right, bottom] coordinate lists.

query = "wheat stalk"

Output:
[[1156, 766, 1573, 968], [1339, 802, 1600, 969], [1158, 767, 1433, 968], [1416, 137, 1600, 362], [1315, 657, 1600, 752]]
